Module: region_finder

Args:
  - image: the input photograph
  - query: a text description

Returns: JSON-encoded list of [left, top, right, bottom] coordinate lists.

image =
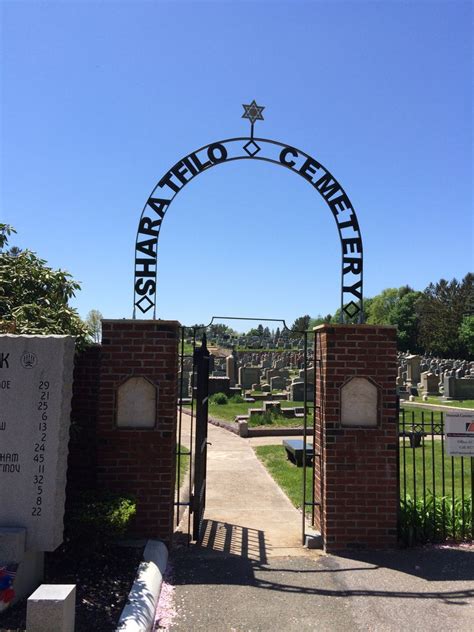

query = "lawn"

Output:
[[208, 399, 309, 425], [409, 396, 474, 409], [399, 438, 471, 499], [176, 444, 190, 488], [255, 442, 472, 534], [255, 445, 313, 515], [400, 405, 444, 430]]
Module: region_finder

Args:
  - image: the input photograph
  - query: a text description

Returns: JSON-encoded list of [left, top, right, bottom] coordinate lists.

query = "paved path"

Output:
[[170, 414, 474, 631], [169, 544, 474, 631], [180, 411, 308, 558]]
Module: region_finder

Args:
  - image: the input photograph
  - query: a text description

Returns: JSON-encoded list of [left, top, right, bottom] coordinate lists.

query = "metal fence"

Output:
[[398, 407, 473, 544]]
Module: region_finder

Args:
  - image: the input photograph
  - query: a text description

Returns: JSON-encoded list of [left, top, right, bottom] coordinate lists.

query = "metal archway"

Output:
[[133, 104, 363, 322]]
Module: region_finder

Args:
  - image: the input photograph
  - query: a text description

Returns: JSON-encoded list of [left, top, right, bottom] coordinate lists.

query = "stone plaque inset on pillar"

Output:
[[116, 376, 157, 429], [341, 377, 379, 427]]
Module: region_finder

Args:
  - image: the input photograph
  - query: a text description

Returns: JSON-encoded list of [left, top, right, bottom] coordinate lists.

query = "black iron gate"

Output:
[[175, 328, 210, 543], [175, 319, 322, 546], [192, 335, 210, 540]]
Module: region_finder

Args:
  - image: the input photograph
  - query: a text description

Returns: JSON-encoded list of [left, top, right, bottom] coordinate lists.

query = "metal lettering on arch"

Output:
[[133, 103, 364, 321]]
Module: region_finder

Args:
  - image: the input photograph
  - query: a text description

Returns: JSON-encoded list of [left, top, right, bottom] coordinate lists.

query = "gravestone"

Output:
[[270, 375, 285, 391], [239, 367, 261, 389], [406, 355, 421, 386], [0, 335, 75, 550], [421, 372, 439, 396], [208, 376, 231, 396], [226, 354, 237, 387], [0, 335, 75, 605]]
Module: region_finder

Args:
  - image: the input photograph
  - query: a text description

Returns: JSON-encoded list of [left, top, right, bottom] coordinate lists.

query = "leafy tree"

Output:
[[388, 290, 422, 353], [0, 224, 16, 251], [0, 227, 89, 346], [309, 314, 332, 328], [86, 309, 103, 343], [290, 315, 311, 336], [416, 274, 474, 357], [366, 288, 400, 324], [459, 315, 474, 358]]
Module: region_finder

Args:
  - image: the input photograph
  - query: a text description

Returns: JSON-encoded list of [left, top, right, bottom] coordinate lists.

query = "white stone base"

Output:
[[27, 584, 76, 632]]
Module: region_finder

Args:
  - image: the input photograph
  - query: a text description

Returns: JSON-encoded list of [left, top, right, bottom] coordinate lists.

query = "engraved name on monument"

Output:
[[0, 335, 75, 551]]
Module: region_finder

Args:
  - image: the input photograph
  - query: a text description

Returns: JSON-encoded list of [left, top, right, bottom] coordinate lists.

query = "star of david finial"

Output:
[[242, 100, 265, 125]]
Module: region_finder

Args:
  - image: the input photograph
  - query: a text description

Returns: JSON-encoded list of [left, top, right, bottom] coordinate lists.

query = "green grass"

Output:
[[409, 396, 474, 409], [399, 438, 471, 498], [400, 405, 444, 429], [255, 442, 472, 543], [255, 445, 313, 513], [208, 399, 307, 424], [248, 411, 304, 428], [178, 341, 195, 356], [176, 445, 190, 486]]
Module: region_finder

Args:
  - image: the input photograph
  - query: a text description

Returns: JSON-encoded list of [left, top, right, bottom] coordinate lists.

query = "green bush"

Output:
[[399, 492, 472, 545], [229, 394, 244, 403], [66, 491, 136, 548], [210, 393, 228, 405]]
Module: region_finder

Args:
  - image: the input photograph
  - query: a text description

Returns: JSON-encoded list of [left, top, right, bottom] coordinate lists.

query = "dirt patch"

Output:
[[0, 544, 143, 632]]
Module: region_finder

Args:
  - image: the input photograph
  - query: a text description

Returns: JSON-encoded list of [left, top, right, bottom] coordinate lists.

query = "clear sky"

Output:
[[1, 0, 472, 328]]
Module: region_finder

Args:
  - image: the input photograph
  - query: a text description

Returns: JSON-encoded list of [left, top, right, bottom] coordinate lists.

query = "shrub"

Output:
[[229, 394, 244, 403], [399, 492, 472, 545], [210, 393, 228, 405], [66, 491, 136, 549]]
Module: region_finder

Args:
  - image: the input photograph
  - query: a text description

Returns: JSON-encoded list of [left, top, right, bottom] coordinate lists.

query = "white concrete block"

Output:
[[27, 584, 76, 632]]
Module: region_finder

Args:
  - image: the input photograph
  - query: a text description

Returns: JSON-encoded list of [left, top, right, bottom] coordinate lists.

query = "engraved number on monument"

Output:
[[116, 377, 157, 429], [32, 381, 50, 517], [341, 377, 378, 427]]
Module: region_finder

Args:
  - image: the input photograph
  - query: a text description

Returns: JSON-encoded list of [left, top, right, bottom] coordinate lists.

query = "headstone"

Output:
[[406, 355, 421, 386], [208, 376, 230, 396], [0, 335, 75, 551], [422, 372, 439, 396], [270, 376, 285, 391], [226, 354, 237, 387], [239, 367, 261, 389]]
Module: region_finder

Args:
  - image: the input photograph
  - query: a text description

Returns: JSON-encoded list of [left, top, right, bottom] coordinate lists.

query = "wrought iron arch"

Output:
[[133, 105, 364, 321]]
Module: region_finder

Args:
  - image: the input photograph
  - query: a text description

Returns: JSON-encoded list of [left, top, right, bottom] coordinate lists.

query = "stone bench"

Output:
[[283, 439, 314, 466]]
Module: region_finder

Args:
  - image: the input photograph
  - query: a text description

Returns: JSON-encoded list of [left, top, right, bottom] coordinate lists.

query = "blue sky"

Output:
[[1, 0, 472, 328]]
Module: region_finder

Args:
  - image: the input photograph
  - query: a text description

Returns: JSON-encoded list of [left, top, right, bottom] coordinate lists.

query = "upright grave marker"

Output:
[[0, 335, 75, 605]]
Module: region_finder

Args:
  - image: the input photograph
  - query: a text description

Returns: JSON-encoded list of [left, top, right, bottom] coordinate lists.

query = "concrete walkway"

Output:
[[180, 411, 308, 558], [170, 414, 474, 631]]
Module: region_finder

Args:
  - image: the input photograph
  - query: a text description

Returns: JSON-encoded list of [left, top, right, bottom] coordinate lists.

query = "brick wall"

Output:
[[314, 324, 398, 551], [67, 345, 101, 499], [96, 320, 180, 544]]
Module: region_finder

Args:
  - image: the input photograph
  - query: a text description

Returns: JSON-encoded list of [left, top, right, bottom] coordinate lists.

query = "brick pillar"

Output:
[[97, 319, 179, 544], [314, 324, 398, 551], [67, 345, 101, 498]]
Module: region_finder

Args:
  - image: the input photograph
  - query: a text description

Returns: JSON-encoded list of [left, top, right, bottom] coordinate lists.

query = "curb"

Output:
[[116, 540, 168, 632]]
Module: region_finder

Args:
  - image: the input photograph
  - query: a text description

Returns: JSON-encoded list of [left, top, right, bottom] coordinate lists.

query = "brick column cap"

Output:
[[313, 323, 397, 332], [102, 319, 181, 327]]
